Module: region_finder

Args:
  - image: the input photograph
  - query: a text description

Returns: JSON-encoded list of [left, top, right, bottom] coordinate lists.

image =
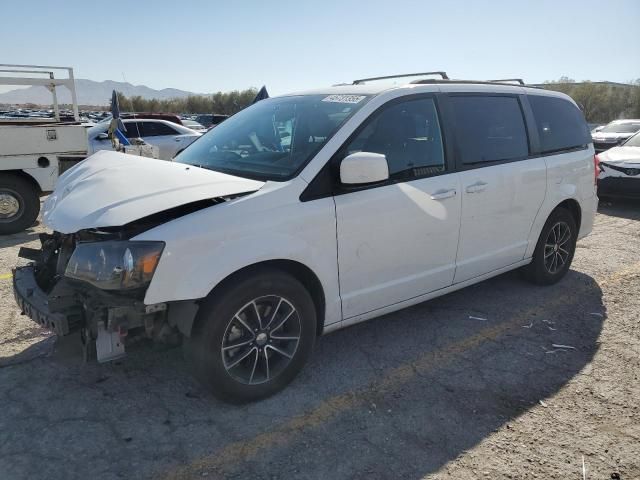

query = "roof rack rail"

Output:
[[353, 71, 449, 85], [487, 78, 525, 85]]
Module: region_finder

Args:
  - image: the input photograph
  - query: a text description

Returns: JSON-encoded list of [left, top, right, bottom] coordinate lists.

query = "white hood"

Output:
[[599, 146, 640, 166], [43, 150, 264, 233]]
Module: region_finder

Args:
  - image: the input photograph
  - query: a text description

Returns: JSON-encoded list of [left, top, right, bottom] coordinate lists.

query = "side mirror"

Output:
[[340, 152, 389, 185], [96, 132, 109, 141]]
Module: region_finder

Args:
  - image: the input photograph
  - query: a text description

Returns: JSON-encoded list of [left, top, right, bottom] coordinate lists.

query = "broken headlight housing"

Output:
[[65, 241, 165, 291]]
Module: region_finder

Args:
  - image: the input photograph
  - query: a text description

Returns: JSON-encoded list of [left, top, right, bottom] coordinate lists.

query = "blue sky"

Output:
[[2, 0, 639, 95]]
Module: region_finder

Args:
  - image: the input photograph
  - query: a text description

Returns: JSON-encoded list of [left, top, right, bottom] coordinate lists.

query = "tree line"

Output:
[[115, 88, 258, 116], [112, 79, 640, 124], [541, 78, 640, 123]]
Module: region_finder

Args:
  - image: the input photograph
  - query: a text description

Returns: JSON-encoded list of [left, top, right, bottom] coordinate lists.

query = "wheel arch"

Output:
[[195, 259, 326, 337], [554, 198, 582, 231], [526, 196, 583, 260]]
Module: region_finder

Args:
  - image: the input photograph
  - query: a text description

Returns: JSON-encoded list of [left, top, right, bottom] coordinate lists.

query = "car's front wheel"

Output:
[[522, 207, 577, 285], [185, 269, 317, 403]]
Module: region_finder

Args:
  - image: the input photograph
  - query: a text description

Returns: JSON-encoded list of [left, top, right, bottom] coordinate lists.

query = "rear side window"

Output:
[[451, 96, 529, 165], [529, 95, 590, 154], [343, 97, 445, 179]]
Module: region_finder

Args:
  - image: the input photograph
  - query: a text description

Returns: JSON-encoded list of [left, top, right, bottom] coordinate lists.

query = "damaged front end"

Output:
[[14, 231, 173, 362], [12, 200, 228, 362]]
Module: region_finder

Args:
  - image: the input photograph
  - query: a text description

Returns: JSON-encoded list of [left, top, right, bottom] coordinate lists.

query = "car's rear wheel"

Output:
[[0, 174, 40, 235], [185, 269, 316, 403], [522, 207, 577, 285]]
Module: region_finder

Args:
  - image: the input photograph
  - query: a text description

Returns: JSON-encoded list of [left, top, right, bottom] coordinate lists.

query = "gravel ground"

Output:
[[0, 200, 639, 480]]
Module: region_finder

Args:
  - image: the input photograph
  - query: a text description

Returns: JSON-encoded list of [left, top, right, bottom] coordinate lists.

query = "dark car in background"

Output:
[[195, 113, 229, 128], [592, 119, 640, 153]]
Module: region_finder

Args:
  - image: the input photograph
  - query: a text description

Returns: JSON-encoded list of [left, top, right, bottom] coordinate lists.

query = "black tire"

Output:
[[185, 268, 317, 403], [522, 207, 577, 285], [0, 174, 40, 235]]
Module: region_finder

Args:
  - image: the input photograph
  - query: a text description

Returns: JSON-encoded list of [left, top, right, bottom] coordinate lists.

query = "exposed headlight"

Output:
[[65, 241, 165, 291]]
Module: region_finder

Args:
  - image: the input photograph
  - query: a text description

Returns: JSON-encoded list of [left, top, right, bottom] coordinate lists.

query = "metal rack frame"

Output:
[[0, 64, 79, 122]]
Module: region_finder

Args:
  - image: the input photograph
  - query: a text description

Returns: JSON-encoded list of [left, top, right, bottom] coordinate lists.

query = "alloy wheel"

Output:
[[221, 295, 301, 385], [544, 221, 572, 274]]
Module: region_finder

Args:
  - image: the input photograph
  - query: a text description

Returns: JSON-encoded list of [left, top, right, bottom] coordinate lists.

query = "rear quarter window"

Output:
[[529, 95, 590, 154]]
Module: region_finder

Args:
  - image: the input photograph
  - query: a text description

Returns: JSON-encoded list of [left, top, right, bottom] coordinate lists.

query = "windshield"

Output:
[[174, 94, 370, 181], [623, 132, 640, 147], [600, 122, 640, 134]]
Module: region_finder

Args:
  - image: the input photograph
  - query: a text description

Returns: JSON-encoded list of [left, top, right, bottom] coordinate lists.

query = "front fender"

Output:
[[136, 190, 342, 327]]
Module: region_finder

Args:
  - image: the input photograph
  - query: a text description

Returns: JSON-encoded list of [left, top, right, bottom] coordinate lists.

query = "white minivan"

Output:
[[14, 74, 598, 402]]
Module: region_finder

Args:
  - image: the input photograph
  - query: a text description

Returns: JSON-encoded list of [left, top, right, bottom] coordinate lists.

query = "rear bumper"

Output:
[[13, 265, 74, 336], [598, 177, 640, 198]]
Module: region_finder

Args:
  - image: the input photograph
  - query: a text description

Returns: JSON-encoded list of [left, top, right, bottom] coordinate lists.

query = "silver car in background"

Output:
[[592, 119, 640, 153], [87, 118, 201, 160]]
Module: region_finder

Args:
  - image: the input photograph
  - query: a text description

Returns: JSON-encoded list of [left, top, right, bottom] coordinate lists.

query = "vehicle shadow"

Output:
[[0, 269, 605, 480], [0, 228, 40, 249], [598, 197, 640, 220]]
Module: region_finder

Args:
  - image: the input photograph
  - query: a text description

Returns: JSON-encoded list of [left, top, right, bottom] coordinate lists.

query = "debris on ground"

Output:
[[552, 344, 577, 350]]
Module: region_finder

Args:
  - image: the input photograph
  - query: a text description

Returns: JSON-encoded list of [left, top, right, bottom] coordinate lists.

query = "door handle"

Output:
[[430, 189, 457, 200], [465, 181, 488, 193], [174, 138, 182, 142]]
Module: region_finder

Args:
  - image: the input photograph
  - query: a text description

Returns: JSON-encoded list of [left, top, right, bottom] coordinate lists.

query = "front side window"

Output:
[[175, 94, 370, 181], [529, 95, 590, 153], [451, 96, 529, 164], [342, 97, 445, 179]]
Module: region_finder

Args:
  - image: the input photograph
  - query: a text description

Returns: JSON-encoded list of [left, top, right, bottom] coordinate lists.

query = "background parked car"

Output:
[[195, 113, 229, 128], [98, 112, 184, 126], [591, 119, 640, 152], [87, 118, 201, 160], [598, 131, 640, 198], [180, 119, 207, 132]]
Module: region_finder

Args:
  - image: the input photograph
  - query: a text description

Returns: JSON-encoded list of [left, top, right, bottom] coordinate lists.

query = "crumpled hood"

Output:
[[43, 150, 264, 233], [599, 146, 640, 166]]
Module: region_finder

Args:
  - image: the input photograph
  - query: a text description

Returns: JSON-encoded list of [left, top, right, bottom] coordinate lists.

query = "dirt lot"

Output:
[[1, 200, 639, 480]]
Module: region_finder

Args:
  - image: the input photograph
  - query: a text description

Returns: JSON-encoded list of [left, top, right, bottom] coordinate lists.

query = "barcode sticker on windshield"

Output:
[[322, 94, 366, 104]]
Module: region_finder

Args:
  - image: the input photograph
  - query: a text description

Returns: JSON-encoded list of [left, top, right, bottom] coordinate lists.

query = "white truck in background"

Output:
[[0, 65, 88, 234]]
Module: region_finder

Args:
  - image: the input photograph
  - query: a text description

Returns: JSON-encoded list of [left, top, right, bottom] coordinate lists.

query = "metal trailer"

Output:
[[0, 64, 89, 234]]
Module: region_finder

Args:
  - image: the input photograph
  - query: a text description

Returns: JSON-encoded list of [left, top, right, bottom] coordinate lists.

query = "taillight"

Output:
[[594, 154, 601, 185]]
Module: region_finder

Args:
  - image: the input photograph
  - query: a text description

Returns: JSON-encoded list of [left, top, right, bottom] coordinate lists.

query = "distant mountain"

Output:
[[0, 79, 201, 106]]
